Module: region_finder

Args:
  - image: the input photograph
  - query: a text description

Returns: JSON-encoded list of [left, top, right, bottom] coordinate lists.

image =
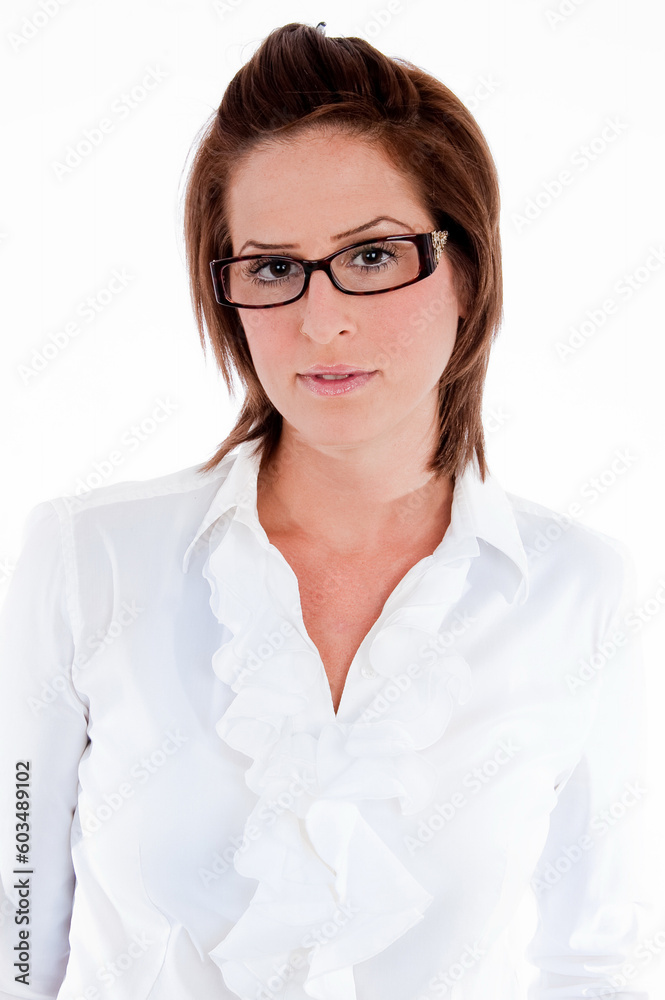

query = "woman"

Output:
[[0, 21, 651, 1000]]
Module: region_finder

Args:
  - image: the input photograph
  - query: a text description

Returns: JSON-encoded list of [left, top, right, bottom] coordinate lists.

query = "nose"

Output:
[[298, 269, 355, 342]]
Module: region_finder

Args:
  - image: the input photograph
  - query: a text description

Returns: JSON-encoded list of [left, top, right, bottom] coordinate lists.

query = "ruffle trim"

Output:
[[202, 513, 477, 1000]]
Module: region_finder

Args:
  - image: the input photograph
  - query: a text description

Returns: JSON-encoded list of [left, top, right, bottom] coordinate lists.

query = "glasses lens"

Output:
[[331, 239, 420, 292], [223, 257, 305, 306]]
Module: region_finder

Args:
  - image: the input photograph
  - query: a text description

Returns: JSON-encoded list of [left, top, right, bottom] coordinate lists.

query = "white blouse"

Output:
[[0, 439, 652, 1000]]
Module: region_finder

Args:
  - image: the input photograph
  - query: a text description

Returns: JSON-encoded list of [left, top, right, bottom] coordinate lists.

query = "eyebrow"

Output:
[[237, 216, 416, 255]]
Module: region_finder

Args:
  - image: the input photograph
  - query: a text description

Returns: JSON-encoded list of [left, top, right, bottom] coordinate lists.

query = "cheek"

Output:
[[240, 313, 290, 376], [365, 284, 458, 377], [238, 308, 268, 347]]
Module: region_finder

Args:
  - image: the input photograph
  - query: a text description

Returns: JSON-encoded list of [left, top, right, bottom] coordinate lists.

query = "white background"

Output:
[[1, 0, 663, 989]]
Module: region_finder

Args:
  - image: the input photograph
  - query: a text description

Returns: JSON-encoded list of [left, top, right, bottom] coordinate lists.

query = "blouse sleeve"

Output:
[[526, 539, 655, 999], [0, 501, 89, 1000]]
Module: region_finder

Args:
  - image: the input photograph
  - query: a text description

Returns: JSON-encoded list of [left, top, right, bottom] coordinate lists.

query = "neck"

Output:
[[256, 415, 454, 556]]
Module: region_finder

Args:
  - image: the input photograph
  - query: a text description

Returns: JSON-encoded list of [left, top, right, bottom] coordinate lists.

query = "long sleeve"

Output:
[[526, 539, 654, 999], [0, 501, 89, 1000]]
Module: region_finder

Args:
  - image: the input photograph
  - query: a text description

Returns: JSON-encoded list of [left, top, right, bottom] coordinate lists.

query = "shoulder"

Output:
[[507, 487, 627, 558], [503, 486, 633, 623], [25, 457, 235, 569], [47, 458, 229, 521]]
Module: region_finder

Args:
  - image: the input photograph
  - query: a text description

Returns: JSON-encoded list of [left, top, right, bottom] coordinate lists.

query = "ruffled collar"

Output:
[[189, 440, 529, 999]]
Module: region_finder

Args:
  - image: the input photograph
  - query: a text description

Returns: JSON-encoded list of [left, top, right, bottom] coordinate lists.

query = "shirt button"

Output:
[[360, 663, 377, 679]]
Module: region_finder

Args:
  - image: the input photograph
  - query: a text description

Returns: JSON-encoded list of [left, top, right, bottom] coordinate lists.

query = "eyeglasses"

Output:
[[209, 230, 449, 309]]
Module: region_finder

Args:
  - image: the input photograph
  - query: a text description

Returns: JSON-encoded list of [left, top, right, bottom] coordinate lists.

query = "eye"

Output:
[[357, 247, 393, 266], [344, 242, 400, 271], [244, 258, 301, 284]]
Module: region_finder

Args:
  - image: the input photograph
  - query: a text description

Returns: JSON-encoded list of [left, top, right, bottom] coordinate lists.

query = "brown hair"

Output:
[[182, 21, 502, 483]]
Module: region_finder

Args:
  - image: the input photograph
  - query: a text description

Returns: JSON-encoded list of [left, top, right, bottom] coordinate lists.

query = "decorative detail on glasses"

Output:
[[430, 230, 448, 265]]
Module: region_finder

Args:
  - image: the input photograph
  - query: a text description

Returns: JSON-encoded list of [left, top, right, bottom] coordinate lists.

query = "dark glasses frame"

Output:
[[209, 229, 449, 309]]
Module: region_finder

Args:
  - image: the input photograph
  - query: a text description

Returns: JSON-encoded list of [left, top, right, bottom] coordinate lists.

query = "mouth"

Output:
[[297, 368, 378, 396]]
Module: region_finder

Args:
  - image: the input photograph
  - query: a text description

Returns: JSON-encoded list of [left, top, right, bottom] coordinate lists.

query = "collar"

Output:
[[182, 439, 529, 606]]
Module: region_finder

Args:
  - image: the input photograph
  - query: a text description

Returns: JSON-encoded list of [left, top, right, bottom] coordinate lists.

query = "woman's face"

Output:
[[225, 129, 466, 454]]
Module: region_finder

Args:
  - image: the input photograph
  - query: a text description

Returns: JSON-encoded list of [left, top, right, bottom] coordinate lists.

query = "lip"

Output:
[[300, 364, 374, 375], [297, 370, 378, 396]]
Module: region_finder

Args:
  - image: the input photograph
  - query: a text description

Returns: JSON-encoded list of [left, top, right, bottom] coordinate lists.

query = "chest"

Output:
[[270, 541, 431, 714]]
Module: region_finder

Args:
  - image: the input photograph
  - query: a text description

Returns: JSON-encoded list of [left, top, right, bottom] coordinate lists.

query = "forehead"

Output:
[[225, 129, 429, 246]]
